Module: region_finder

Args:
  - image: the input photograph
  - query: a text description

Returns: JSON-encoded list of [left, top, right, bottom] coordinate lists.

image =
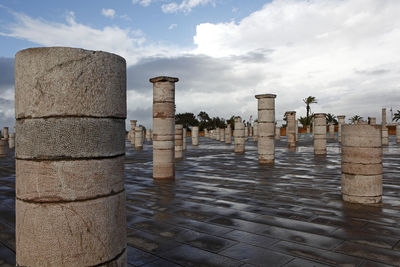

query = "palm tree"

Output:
[[325, 113, 337, 125], [303, 96, 317, 120], [298, 116, 312, 128], [350, 115, 363, 124], [392, 110, 400, 122]]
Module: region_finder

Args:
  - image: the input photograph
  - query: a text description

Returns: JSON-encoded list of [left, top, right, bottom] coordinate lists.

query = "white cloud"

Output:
[[162, 0, 215, 14], [168, 24, 177, 30], [132, 0, 152, 7], [101, 8, 115, 18]]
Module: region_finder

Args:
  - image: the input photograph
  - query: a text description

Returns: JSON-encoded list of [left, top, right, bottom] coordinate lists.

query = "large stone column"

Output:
[[129, 120, 137, 144], [225, 125, 232, 144], [369, 117, 376, 125], [216, 127, 220, 141], [255, 94, 276, 164], [337, 115, 345, 142], [146, 128, 152, 142], [151, 76, 177, 180], [382, 108, 388, 145], [295, 121, 299, 141], [275, 126, 280, 141], [314, 113, 327, 155], [234, 117, 245, 153], [220, 128, 225, 142], [0, 139, 8, 157], [192, 126, 199, 146], [8, 133, 15, 149], [396, 123, 400, 144], [307, 125, 310, 134], [249, 126, 253, 137], [135, 126, 143, 150], [14, 47, 126, 266], [183, 128, 187, 150], [3, 127, 8, 140], [253, 121, 259, 142], [341, 124, 382, 204], [244, 126, 249, 140], [204, 129, 208, 138], [286, 111, 296, 148], [329, 122, 335, 139], [175, 124, 183, 159]]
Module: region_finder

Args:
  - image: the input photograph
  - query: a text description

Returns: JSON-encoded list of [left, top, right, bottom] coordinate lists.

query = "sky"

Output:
[[0, 0, 400, 130]]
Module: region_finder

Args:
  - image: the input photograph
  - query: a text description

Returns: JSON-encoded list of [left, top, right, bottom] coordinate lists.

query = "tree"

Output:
[[350, 115, 363, 124], [325, 113, 337, 125], [393, 110, 400, 122], [303, 96, 317, 124], [226, 116, 235, 130], [175, 113, 199, 129], [197, 111, 211, 131], [298, 116, 312, 128]]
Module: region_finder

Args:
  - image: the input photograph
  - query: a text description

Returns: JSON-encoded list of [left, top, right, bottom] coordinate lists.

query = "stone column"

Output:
[[329, 122, 335, 139], [183, 128, 187, 150], [0, 139, 8, 157], [382, 108, 388, 145], [314, 113, 327, 155], [14, 47, 126, 266], [234, 117, 245, 153], [341, 124, 382, 204], [175, 124, 183, 159], [8, 133, 15, 149], [244, 126, 249, 140], [192, 126, 199, 146], [151, 76, 178, 180], [337, 115, 345, 142], [369, 117, 376, 125], [204, 129, 208, 138], [146, 128, 152, 142], [396, 123, 400, 143], [253, 121, 259, 142], [312, 117, 315, 137], [255, 94, 276, 164], [216, 127, 220, 141], [3, 127, 8, 140], [286, 111, 296, 148], [295, 121, 299, 141], [225, 125, 232, 144], [275, 126, 280, 141], [220, 128, 225, 142], [135, 126, 143, 150], [249, 126, 253, 137], [307, 125, 310, 134], [129, 120, 137, 144]]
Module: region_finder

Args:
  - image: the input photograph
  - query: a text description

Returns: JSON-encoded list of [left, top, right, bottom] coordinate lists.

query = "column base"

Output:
[[342, 193, 382, 204], [259, 159, 274, 164]]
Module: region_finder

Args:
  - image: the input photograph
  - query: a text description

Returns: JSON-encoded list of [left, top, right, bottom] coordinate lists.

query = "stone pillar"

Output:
[[0, 139, 8, 157], [369, 117, 376, 125], [150, 76, 178, 180], [314, 113, 327, 155], [295, 121, 299, 141], [337, 115, 345, 143], [329, 122, 335, 139], [255, 94, 276, 164], [220, 128, 225, 142], [286, 111, 296, 148], [275, 126, 280, 141], [146, 128, 152, 142], [253, 122, 259, 142], [234, 117, 245, 153], [216, 127, 220, 141], [8, 133, 15, 149], [192, 126, 199, 146], [129, 120, 137, 144], [396, 123, 400, 143], [312, 118, 315, 137], [307, 125, 310, 134], [382, 108, 388, 145], [204, 129, 208, 138], [244, 126, 249, 140], [341, 124, 382, 204], [3, 127, 8, 140], [225, 125, 232, 144], [249, 126, 253, 137], [135, 126, 143, 150], [183, 128, 187, 150], [14, 47, 126, 266], [175, 124, 183, 159]]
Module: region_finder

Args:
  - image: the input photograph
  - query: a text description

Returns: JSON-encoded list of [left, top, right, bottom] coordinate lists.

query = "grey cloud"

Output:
[[355, 68, 389, 76], [0, 57, 14, 88], [127, 106, 152, 130]]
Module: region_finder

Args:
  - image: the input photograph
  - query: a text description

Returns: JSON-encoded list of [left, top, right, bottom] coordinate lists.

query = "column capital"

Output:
[[150, 76, 179, 83], [255, 94, 276, 99]]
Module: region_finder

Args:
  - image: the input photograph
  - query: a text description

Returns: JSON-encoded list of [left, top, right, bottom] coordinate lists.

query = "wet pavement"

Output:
[[1, 134, 400, 266]]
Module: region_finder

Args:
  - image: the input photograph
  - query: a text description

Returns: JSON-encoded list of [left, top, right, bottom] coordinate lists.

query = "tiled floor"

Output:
[[1, 134, 400, 266]]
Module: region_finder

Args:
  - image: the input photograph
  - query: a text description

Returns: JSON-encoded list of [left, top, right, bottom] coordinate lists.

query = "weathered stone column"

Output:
[[337, 115, 345, 142], [275, 126, 280, 141], [249, 126, 253, 137], [3, 127, 8, 140], [204, 128, 208, 138], [8, 133, 15, 149], [382, 108, 388, 145], [15, 47, 127, 266], [146, 128, 152, 142], [341, 124, 382, 204], [245, 126, 249, 140], [314, 113, 327, 155], [329, 122, 335, 139], [286, 111, 296, 148], [253, 122, 259, 142], [175, 124, 183, 159], [220, 128, 225, 142], [129, 120, 137, 144], [295, 121, 299, 141], [234, 117, 245, 153], [255, 94, 276, 164], [307, 125, 310, 134], [183, 128, 187, 150], [312, 117, 315, 137], [134, 126, 143, 150], [396, 123, 400, 143], [216, 127, 220, 141], [369, 117, 376, 125], [0, 139, 8, 157], [151, 76, 178, 180], [192, 126, 199, 146], [225, 125, 232, 144]]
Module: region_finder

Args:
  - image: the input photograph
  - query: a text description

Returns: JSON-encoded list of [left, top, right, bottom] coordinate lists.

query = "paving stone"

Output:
[[330, 228, 399, 249], [0, 243, 15, 266], [223, 230, 277, 249], [127, 245, 159, 266], [283, 258, 331, 267]]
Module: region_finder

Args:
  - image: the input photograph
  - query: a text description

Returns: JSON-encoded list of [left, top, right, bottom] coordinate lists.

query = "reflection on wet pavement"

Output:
[[1, 134, 400, 266]]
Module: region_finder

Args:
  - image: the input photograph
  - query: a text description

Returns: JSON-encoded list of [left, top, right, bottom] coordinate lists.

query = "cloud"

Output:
[[132, 0, 152, 7], [0, 58, 15, 129], [101, 8, 116, 18], [168, 24, 177, 30], [162, 0, 215, 14]]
